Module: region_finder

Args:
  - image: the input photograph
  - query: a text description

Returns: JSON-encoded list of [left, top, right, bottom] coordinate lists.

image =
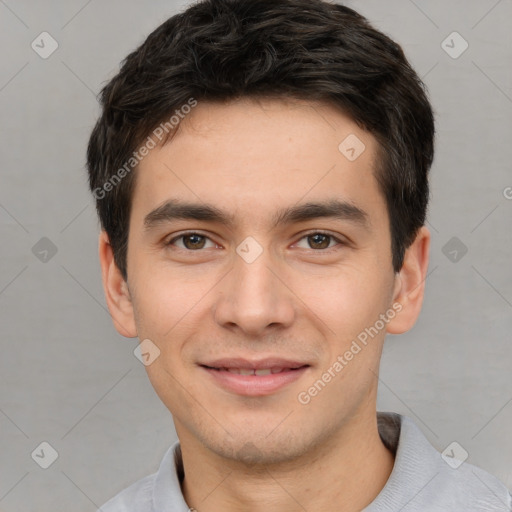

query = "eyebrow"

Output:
[[143, 198, 370, 231]]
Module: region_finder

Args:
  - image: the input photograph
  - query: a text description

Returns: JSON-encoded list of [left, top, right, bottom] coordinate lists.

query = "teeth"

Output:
[[255, 368, 272, 376], [220, 367, 290, 375]]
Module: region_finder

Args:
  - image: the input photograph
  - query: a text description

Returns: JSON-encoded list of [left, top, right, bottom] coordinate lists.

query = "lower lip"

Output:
[[201, 366, 309, 396]]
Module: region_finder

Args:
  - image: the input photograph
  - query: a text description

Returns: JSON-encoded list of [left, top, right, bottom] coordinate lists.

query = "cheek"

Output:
[[302, 266, 392, 338], [130, 259, 209, 339], [304, 273, 391, 405]]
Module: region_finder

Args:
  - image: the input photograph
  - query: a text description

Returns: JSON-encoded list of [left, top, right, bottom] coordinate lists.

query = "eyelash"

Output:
[[166, 230, 346, 252]]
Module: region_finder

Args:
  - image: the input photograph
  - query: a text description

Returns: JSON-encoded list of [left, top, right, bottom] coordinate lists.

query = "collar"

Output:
[[150, 412, 511, 511]]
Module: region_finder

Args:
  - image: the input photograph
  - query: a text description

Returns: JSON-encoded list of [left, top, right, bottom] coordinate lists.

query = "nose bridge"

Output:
[[214, 238, 295, 334], [236, 246, 275, 303]]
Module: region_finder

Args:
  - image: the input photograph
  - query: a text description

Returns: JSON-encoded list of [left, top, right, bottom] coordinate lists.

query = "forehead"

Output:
[[132, 98, 385, 229]]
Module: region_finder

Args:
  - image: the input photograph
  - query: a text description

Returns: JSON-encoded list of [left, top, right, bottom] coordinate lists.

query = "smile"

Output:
[[206, 366, 303, 375], [200, 361, 310, 396]]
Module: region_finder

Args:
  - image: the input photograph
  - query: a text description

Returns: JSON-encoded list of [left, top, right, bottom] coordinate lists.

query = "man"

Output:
[[87, 0, 512, 510]]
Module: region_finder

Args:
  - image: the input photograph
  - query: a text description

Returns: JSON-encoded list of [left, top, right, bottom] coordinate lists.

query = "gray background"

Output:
[[0, 0, 511, 510]]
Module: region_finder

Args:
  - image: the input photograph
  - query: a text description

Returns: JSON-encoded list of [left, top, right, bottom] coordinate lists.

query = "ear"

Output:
[[386, 226, 430, 334], [98, 230, 138, 338]]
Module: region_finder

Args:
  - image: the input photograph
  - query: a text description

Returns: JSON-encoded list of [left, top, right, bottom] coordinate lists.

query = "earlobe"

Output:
[[98, 231, 138, 338], [386, 226, 430, 335]]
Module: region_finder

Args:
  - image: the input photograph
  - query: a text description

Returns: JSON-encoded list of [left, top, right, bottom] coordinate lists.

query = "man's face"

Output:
[[124, 98, 400, 463]]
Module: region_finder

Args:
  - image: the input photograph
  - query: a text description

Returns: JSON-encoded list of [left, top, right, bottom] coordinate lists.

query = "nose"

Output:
[[213, 244, 296, 337]]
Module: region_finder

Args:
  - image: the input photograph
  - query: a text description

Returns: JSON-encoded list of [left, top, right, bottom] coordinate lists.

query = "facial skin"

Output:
[[99, 98, 430, 511]]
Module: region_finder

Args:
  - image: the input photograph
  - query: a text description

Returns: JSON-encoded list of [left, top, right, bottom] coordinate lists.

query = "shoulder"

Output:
[[370, 412, 512, 511], [400, 413, 511, 511], [98, 473, 156, 512], [97, 441, 188, 512], [434, 458, 512, 511]]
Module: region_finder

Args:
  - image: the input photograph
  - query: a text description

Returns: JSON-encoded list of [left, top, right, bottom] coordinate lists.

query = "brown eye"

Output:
[[168, 233, 215, 250], [295, 232, 343, 250], [182, 234, 206, 250], [307, 233, 332, 249]]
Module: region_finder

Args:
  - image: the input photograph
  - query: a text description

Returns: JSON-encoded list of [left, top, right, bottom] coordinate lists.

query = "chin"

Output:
[[202, 427, 318, 467]]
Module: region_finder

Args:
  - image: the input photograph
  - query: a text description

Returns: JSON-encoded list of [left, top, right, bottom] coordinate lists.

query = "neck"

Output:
[[179, 412, 395, 512]]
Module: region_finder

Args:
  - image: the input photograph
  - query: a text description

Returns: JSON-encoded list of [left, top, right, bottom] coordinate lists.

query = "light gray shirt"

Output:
[[99, 412, 512, 511]]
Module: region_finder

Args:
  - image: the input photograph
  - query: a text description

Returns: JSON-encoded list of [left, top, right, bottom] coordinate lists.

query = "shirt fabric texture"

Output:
[[99, 412, 512, 511]]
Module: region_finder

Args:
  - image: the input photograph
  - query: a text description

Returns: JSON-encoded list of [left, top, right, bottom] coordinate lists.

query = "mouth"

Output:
[[202, 366, 306, 375], [199, 358, 310, 396]]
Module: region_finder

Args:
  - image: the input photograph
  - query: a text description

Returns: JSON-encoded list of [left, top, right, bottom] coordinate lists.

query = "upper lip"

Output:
[[200, 357, 310, 370]]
